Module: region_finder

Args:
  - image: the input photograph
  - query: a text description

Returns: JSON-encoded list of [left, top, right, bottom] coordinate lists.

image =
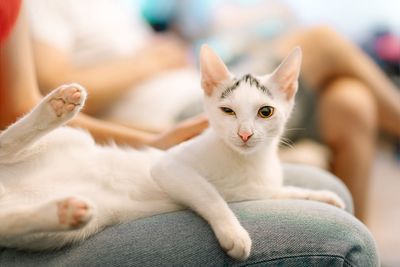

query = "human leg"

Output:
[[318, 77, 377, 221], [276, 26, 400, 136]]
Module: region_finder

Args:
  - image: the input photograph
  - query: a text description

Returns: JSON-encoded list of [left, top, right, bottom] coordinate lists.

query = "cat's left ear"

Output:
[[200, 44, 232, 96], [269, 47, 302, 100]]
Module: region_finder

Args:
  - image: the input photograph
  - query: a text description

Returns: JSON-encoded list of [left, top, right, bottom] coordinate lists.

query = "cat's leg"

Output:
[[151, 159, 251, 261], [0, 84, 86, 162], [272, 186, 346, 209], [0, 196, 94, 240]]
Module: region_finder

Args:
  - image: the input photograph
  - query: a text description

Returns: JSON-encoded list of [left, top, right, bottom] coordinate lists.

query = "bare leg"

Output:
[[318, 77, 377, 221], [274, 26, 393, 221], [276, 26, 400, 136], [0, 84, 86, 162], [0, 197, 93, 240]]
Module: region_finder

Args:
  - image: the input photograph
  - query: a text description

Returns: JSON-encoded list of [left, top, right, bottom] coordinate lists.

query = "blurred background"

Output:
[[25, 0, 399, 265], [276, 2, 399, 266], [284, 0, 400, 39]]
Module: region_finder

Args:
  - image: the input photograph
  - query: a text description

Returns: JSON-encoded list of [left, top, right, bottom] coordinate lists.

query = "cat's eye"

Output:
[[258, 106, 274, 118], [220, 107, 236, 116]]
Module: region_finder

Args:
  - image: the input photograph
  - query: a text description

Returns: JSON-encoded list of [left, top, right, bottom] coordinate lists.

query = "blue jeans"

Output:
[[0, 164, 379, 266]]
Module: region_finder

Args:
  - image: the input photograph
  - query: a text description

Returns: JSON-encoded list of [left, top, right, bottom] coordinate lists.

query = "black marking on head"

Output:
[[220, 74, 272, 99]]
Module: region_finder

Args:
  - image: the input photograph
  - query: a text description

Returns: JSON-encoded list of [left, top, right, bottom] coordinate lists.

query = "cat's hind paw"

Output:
[[48, 84, 87, 119], [215, 223, 252, 261], [308, 190, 346, 210], [56, 197, 93, 229]]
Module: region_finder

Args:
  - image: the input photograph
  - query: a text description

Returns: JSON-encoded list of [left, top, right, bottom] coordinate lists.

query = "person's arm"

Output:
[[149, 114, 208, 150], [68, 113, 154, 147], [0, 6, 41, 128], [32, 38, 189, 115], [69, 113, 208, 150], [0, 6, 207, 149]]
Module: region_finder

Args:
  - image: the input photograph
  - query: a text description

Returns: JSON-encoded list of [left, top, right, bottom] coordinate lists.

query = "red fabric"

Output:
[[374, 34, 400, 62], [0, 0, 22, 128], [0, 0, 22, 44]]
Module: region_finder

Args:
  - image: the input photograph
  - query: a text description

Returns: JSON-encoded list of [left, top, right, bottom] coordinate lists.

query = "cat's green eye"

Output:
[[258, 106, 274, 118], [220, 107, 236, 116]]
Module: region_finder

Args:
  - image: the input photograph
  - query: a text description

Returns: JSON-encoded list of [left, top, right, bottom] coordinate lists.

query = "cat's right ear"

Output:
[[269, 47, 302, 101], [200, 44, 232, 96]]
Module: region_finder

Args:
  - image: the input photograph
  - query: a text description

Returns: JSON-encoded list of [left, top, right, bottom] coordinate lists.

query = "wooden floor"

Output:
[[367, 142, 400, 267]]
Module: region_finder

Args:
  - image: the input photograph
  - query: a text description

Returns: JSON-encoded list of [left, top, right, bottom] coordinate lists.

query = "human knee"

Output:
[[298, 26, 349, 87], [320, 78, 378, 143]]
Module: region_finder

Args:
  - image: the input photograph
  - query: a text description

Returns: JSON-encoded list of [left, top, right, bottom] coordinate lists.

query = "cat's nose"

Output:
[[238, 132, 253, 143]]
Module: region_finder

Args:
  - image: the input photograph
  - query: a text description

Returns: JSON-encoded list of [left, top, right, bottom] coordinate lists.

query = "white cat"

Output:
[[0, 45, 344, 260]]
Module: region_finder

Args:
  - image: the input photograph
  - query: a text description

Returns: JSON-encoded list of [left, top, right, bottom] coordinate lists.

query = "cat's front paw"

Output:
[[214, 223, 252, 261], [308, 190, 346, 209], [48, 84, 87, 118]]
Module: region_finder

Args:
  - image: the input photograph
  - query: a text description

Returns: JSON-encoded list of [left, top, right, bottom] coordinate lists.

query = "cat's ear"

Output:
[[200, 44, 232, 96], [270, 47, 302, 100]]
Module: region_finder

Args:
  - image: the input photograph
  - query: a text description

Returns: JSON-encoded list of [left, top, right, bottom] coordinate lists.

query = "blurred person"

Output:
[[26, 0, 205, 133], [142, 0, 400, 222], [0, 0, 208, 150]]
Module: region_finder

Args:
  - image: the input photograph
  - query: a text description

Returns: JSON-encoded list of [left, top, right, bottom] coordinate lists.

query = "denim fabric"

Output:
[[0, 164, 378, 267]]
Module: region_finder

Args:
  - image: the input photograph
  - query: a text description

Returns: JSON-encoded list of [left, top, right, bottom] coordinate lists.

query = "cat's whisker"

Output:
[[284, 127, 305, 132], [279, 137, 295, 149]]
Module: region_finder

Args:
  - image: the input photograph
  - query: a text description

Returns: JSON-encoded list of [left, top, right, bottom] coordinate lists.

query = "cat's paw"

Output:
[[56, 197, 93, 229], [214, 223, 252, 261], [308, 190, 346, 209], [47, 84, 87, 119]]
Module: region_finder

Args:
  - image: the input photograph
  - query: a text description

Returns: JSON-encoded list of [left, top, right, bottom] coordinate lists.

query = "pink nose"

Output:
[[238, 132, 253, 142]]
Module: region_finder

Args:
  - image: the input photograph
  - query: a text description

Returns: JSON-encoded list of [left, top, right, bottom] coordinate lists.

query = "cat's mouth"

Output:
[[238, 141, 256, 150], [228, 138, 258, 153], [233, 142, 259, 154]]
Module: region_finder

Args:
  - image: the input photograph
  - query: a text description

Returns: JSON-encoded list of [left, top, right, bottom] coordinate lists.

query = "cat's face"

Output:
[[200, 45, 302, 154]]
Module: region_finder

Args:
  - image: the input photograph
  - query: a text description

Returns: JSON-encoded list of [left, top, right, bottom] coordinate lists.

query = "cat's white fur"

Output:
[[0, 46, 344, 260], [106, 68, 203, 131]]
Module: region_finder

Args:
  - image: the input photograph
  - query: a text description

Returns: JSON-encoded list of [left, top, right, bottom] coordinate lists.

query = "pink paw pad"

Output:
[[57, 197, 92, 229], [49, 85, 84, 117]]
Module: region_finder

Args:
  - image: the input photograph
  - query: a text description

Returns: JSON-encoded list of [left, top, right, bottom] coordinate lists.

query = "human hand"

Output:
[[150, 114, 208, 150]]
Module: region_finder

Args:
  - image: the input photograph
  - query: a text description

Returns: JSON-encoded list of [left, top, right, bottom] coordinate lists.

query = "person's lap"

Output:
[[0, 164, 378, 267]]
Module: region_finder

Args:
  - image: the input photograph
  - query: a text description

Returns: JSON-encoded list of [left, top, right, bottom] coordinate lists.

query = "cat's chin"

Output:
[[228, 142, 261, 155]]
